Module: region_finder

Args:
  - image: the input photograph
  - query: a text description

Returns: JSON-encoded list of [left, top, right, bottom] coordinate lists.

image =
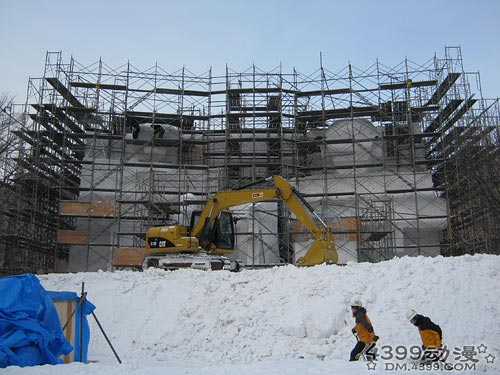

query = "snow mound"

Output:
[[35, 254, 500, 373]]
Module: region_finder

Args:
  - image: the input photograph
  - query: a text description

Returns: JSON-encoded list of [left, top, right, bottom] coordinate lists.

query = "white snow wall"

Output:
[[66, 118, 446, 271]]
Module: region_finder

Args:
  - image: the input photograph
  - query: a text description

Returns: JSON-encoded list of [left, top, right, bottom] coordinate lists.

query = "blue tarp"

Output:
[[0, 274, 92, 368], [46, 291, 95, 363]]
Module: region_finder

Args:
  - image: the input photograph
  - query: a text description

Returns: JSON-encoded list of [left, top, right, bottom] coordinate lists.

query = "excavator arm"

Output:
[[271, 176, 338, 266], [192, 175, 338, 266]]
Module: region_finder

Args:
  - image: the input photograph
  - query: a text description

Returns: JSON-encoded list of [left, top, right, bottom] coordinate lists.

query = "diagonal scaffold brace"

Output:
[[62, 282, 122, 364]]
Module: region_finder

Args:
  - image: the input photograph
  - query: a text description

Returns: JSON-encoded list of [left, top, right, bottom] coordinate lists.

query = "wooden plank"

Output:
[[69, 81, 127, 91], [88, 201, 118, 217], [424, 99, 463, 133], [291, 217, 361, 243], [426, 72, 461, 105], [59, 200, 118, 217], [426, 97, 477, 146], [46, 77, 85, 108], [52, 300, 76, 363], [57, 229, 88, 245], [379, 79, 437, 90], [342, 217, 362, 242], [113, 248, 147, 267]]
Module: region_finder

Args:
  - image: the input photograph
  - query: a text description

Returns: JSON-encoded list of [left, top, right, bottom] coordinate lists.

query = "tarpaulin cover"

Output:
[[0, 274, 73, 368], [46, 290, 95, 363]]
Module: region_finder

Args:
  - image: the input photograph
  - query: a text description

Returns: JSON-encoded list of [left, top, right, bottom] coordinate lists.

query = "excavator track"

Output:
[[142, 253, 243, 272]]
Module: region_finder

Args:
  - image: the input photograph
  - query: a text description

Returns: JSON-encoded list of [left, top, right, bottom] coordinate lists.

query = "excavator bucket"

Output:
[[297, 240, 338, 267]]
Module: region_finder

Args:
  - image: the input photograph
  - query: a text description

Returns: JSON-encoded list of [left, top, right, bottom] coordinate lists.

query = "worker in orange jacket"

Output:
[[407, 310, 443, 362], [350, 297, 379, 361]]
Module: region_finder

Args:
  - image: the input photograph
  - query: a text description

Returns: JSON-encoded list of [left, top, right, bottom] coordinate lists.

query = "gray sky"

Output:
[[1, 0, 499, 102]]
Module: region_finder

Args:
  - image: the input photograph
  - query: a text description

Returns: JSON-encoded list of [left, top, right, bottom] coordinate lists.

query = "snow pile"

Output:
[[7, 254, 500, 374]]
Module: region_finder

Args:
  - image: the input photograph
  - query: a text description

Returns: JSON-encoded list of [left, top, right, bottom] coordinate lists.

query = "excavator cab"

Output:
[[190, 210, 235, 253]]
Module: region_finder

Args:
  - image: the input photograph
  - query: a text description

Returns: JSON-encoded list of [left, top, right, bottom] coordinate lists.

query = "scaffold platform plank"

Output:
[[428, 126, 466, 156], [113, 248, 147, 267], [33, 103, 86, 136], [295, 88, 351, 97], [207, 136, 289, 143], [69, 81, 210, 97], [212, 111, 288, 119], [46, 77, 85, 108], [212, 87, 293, 95], [69, 81, 127, 91], [297, 105, 381, 122], [62, 159, 210, 170], [426, 97, 477, 146], [424, 99, 463, 133], [29, 111, 66, 134], [379, 79, 437, 90], [127, 110, 208, 122], [59, 200, 118, 217], [426, 73, 461, 105], [57, 229, 88, 245], [126, 138, 190, 146]]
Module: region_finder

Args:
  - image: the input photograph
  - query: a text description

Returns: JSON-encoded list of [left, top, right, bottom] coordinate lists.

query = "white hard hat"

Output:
[[350, 296, 363, 307], [406, 309, 417, 321]]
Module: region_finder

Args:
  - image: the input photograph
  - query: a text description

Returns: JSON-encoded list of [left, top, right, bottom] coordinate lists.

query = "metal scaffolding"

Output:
[[0, 46, 498, 275]]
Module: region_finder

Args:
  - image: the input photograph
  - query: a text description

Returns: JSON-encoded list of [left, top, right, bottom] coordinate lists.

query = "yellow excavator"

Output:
[[143, 175, 338, 271]]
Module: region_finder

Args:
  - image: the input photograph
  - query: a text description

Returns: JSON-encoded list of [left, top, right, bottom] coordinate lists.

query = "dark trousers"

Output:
[[350, 341, 367, 361]]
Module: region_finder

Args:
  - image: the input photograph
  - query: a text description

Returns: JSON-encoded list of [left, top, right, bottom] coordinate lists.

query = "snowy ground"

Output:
[[4, 254, 500, 374]]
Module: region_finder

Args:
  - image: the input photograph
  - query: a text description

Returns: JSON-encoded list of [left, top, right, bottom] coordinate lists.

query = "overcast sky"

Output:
[[1, 0, 499, 103]]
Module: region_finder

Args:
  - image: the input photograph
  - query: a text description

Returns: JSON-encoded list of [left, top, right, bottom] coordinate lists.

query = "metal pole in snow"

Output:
[[80, 282, 85, 362], [91, 311, 122, 364]]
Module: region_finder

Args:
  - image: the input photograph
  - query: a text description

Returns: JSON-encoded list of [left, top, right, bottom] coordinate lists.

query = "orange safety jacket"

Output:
[[353, 308, 376, 344], [414, 315, 443, 348]]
